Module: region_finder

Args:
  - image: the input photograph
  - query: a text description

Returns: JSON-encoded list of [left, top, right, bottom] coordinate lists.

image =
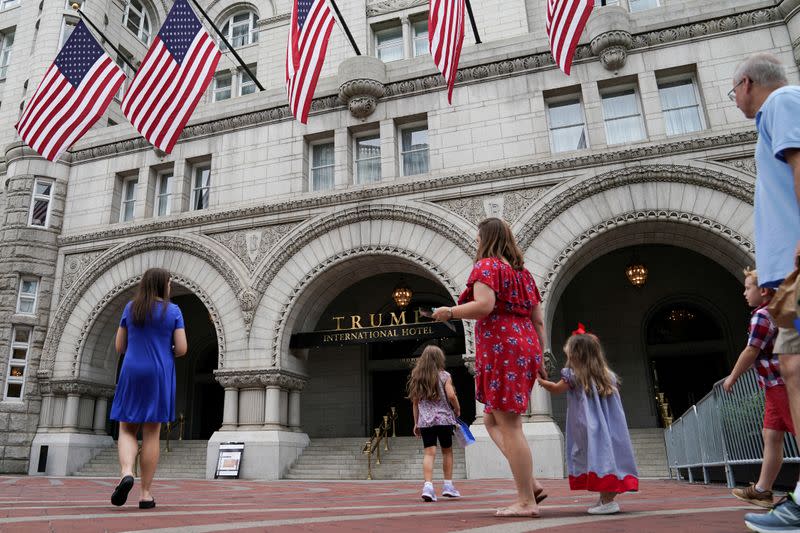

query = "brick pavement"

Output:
[[0, 476, 761, 532]]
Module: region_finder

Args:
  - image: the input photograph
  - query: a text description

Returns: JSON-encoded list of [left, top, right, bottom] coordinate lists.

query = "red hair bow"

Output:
[[571, 323, 587, 336]]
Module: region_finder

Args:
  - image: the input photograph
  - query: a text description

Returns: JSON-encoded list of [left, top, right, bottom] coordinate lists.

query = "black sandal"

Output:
[[139, 499, 156, 509], [111, 475, 134, 506]]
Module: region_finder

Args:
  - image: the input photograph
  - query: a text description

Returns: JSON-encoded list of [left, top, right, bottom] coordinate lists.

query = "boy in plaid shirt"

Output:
[[724, 267, 789, 508]]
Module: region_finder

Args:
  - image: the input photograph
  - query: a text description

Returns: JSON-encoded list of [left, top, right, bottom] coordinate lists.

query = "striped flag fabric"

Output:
[[429, 0, 465, 104], [546, 0, 594, 76], [122, 0, 221, 153], [285, 0, 336, 124], [15, 21, 125, 161]]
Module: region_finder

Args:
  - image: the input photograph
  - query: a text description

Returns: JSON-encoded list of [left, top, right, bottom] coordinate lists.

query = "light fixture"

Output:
[[625, 260, 648, 288], [667, 309, 695, 322], [392, 278, 413, 308]]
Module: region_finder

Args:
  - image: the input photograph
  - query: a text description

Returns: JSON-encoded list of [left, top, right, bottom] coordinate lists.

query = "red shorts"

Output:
[[764, 385, 796, 434]]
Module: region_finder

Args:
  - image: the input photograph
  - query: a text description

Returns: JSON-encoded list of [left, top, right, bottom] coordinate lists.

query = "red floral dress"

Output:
[[458, 258, 542, 414]]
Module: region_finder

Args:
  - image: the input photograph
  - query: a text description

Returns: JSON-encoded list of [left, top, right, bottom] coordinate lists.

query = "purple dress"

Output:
[[110, 301, 184, 423], [561, 367, 639, 493]]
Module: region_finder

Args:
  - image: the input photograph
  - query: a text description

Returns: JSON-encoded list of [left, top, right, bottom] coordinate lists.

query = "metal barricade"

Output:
[[664, 368, 800, 488]]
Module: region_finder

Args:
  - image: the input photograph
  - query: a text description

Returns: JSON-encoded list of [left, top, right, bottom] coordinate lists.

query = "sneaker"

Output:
[[734, 483, 775, 509], [441, 482, 461, 498], [588, 500, 620, 515], [745, 494, 800, 532], [421, 482, 437, 502]]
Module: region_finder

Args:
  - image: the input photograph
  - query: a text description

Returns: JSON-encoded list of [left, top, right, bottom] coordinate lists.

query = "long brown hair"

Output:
[[476, 217, 525, 270], [406, 345, 446, 402], [564, 333, 618, 396], [131, 268, 171, 327]]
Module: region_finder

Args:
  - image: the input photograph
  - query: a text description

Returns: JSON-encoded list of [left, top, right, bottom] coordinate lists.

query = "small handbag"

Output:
[[768, 268, 799, 330]]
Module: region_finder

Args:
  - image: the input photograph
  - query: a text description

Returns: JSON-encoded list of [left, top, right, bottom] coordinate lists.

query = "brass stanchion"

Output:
[[374, 428, 382, 465], [390, 407, 397, 437], [383, 416, 390, 451]]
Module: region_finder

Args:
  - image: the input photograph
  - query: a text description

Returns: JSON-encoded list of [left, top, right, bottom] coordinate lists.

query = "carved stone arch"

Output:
[[76, 274, 226, 384], [249, 202, 477, 309], [514, 164, 754, 252], [40, 236, 247, 377], [207, 0, 271, 21]]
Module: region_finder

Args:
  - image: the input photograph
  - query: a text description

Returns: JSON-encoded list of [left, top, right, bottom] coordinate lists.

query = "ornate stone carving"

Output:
[[40, 236, 240, 376], [49, 380, 115, 398], [590, 30, 633, 71], [538, 210, 755, 297], [59, 131, 758, 248], [209, 223, 297, 273], [366, 0, 426, 16], [271, 244, 463, 366], [214, 369, 308, 390], [516, 164, 755, 252], [60, 249, 108, 300], [435, 186, 550, 225], [713, 156, 757, 176], [338, 56, 387, 119]]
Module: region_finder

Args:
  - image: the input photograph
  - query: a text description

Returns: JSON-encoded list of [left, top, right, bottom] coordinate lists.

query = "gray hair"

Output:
[[734, 53, 788, 87]]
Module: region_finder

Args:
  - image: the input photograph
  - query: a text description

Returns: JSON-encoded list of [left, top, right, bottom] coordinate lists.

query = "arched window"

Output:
[[123, 0, 152, 44], [220, 11, 257, 49]]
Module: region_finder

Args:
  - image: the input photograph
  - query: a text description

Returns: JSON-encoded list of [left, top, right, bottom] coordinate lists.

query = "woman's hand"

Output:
[[432, 307, 452, 322]]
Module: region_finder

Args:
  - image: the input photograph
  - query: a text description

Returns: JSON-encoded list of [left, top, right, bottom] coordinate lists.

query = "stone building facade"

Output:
[[0, 0, 796, 478]]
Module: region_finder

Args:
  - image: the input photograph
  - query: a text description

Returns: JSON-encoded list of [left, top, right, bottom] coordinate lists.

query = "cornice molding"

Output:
[[59, 130, 758, 246]]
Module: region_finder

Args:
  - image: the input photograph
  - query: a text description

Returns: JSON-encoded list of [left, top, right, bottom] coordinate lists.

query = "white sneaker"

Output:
[[588, 500, 620, 515], [441, 482, 461, 498], [421, 482, 437, 502]]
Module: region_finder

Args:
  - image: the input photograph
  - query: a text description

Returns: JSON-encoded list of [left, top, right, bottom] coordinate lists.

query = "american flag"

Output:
[[286, 0, 336, 123], [15, 21, 125, 161], [122, 0, 221, 153], [429, 0, 465, 104], [546, 0, 594, 76]]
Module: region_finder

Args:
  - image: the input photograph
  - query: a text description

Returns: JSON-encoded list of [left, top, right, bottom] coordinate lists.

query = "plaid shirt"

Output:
[[749, 303, 780, 388]]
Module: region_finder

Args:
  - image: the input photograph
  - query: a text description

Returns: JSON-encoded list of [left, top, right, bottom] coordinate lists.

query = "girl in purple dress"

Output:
[[538, 326, 639, 515], [407, 345, 462, 502]]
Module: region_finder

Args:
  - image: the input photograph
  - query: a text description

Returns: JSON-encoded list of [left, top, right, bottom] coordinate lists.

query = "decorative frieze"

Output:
[[48, 380, 115, 399], [60, 249, 108, 301], [435, 186, 548, 225], [214, 369, 308, 391], [712, 156, 757, 176], [366, 0, 426, 16], [208, 223, 298, 273]]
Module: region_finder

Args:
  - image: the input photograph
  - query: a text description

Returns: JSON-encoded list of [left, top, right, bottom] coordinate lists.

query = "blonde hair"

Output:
[[564, 334, 617, 396], [406, 345, 446, 402], [476, 218, 525, 270], [743, 266, 758, 285]]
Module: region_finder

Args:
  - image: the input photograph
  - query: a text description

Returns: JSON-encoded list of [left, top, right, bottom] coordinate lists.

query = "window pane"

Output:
[[9, 366, 24, 378], [402, 128, 428, 152], [122, 200, 134, 221], [357, 158, 381, 184], [12, 348, 27, 360], [6, 383, 22, 398], [413, 20, 428, 56], [194, 188, 209, 210], [124, 179, 137, 201], [664, 107, 703, 136], [17, 297, 34, 314], [20, 279, 37, 295], [158, 174, 171, 195], [659, 80, 697, 110], [548, 100, 584, 128], [356, 136, 381, 160], [232, 24, 249, 47], [13, 328, 29, 344], [31, 200, 49, 226], [195, 167, 210, 188], [605, 116, 646, 144], [35, 181, 52, 196], [551, 125, 587, 153], [403, 151, 429, 176], [312, 166, 334, 191], [629, 0, 658, 12], [312, 142, 334, 167], [240, 69, 256, 96], [602, 90, 637, 119], [376, 27, 403, 62]]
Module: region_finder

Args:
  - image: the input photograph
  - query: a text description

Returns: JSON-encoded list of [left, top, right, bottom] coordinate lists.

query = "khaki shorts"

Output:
[[775, 327, 800, 355]]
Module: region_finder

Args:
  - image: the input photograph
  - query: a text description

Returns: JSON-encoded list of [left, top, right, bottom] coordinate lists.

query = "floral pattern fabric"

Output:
[[458, 258, 542, 414]]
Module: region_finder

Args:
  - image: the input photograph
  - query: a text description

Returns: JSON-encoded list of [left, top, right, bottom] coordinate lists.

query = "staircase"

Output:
[[75, 440, 207, 479], [285, 437, 467, 480], [629, 428, 669, 478]]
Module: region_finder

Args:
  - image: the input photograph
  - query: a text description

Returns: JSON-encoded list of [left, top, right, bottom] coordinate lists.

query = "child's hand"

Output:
[[454, 406, 461, 418], [537, 377, 553, 390], [722, 375, 736, 393], [413, 425, 421, 438]]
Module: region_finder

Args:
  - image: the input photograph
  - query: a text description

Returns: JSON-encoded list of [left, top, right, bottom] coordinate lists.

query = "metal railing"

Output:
[[664, 368, 800, 487], [362, 407, 398, 480]]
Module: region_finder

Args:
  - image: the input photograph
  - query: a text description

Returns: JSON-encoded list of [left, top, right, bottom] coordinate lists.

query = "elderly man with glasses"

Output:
[[730, 53, 800, 533]]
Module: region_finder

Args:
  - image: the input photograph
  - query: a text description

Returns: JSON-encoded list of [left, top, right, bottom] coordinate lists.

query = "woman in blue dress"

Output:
[[109, 268, 187, 509]]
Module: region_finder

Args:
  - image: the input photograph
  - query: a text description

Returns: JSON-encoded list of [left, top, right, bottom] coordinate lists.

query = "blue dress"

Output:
[[561, 367, 639, 493], [110, 301, 185, 423]]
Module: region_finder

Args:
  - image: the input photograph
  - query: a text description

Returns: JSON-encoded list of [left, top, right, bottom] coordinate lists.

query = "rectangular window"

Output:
[[28, 178, 53, 227], [412, 20, 428, 57], [594, 0, 620, 5], [156, 172, 172, 216], [1, 0, 19, 10], [5, 327, 30, 400], [239, 67, 256, 96], [115, 50, 134, 100], [601, 88, 646, 145], [120, 177, 137, 222], [60, 18, 77, 48], [212, 72, 232, 102], [310, 142, 334, 192], [355, 135, 381, 184], [628, 0, 658, 12], [658, 78, 704, 136], [192, 165, 211, 210], [400, 125, 429, 176], [375, 25, 403, 63], [547, 98, 588, 153], [16, 277, 39, 315], [0, 30, 14, 80]]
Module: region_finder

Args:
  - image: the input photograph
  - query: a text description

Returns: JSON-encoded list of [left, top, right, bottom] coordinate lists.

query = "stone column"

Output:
[[238, 388, 265, 428], [401, 16, 412, 59], [93, 396, 109, 435], [530, 382, 552, 420], [221, 387, 239, 430], [264, 384, 282, 429], [279, 389, 289, 427], [63, 393, 81, 431], [38, 392, 54, 430], [288, 390, 302, 431]]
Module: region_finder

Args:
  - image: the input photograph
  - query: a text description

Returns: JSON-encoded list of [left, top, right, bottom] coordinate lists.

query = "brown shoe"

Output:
[[732, 483, 774, 508]]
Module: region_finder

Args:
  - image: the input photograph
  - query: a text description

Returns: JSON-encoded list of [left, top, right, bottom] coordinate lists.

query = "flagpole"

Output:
[[72, 5, 138, 73], [464, 0, 482, 44], [328, 0, 361, 56], [187, 0, 265, 91]]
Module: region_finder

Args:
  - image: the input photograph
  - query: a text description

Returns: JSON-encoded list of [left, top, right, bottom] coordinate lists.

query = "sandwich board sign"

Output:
[[215, 442, 244, 479]]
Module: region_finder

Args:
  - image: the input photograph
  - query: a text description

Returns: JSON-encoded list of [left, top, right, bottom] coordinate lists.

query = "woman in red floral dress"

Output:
[[433, 217, 548, 518]]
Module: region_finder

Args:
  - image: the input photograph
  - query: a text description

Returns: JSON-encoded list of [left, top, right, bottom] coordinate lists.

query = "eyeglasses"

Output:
[[728, 79, 744, 101]]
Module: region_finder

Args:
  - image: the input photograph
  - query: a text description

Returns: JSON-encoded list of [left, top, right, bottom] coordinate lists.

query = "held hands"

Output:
[[432, 307, 452, 322], [722, 375, 736, 393], [537, 376, 558, 391]]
